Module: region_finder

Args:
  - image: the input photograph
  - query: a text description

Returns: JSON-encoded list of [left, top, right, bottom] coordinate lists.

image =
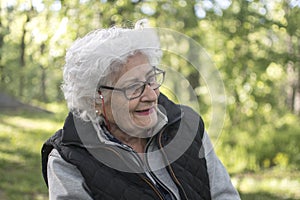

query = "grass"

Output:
[[0, 105, 300, 199], [0, 104, 66, 200], [233, 169, 300, 199]]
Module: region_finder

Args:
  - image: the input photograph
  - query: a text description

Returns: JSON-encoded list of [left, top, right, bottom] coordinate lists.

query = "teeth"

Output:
[[136, 109, 149, 112]]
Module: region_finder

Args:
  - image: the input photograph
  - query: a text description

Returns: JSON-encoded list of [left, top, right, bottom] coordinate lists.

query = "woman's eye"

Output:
[[126, 83, 142, 92], [147, 75, 156, 82]]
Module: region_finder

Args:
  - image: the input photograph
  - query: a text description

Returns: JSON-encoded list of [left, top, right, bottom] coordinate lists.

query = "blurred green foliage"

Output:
[[0, 0, 299, 175]]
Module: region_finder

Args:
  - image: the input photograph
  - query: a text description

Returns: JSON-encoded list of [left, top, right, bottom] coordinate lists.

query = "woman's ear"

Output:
[[95, 95, 111, 130]]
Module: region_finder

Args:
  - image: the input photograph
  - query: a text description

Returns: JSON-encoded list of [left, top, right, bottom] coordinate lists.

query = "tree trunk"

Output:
[[40, 66, 47, 102], [0, 5, 4, 86], [39, 42, 48, 102], [19, 15, 29, 97], [296, 61, 300, 116], [19, 1, 35, 97]]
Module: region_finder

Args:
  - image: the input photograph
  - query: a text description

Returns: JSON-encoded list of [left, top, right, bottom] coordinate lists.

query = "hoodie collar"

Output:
[[158, 93, 183, 125]]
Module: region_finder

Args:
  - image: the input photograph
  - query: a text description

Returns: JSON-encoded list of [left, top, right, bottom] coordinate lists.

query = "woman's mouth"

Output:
[[135, 107, 155, 116]]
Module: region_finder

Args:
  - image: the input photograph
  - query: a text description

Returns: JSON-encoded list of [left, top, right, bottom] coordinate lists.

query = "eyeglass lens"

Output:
[[125, 71, 164, 99]]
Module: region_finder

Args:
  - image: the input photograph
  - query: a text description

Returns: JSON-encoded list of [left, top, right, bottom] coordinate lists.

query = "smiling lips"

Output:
[[135, 107, 155, 116]]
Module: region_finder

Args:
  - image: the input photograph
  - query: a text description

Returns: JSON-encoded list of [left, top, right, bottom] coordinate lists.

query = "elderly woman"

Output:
[[41, 21, 240, 200]]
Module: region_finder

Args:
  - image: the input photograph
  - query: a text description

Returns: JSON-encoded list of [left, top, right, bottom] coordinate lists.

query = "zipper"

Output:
[[157, 127, 189, 200], [99, 142, 167, 200], [147, 169, 177, 199], [125, 142, 167, 200], [138, 175, 165, 200], [139, 107, 184, 200], [144, 127, 178, 199]]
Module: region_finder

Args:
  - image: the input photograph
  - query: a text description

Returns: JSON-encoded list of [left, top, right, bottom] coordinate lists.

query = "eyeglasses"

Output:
[[98, 67, 165, 100]]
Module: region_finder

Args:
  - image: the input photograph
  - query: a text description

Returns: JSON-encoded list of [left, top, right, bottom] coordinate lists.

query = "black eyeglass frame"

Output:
[[98, 67, 165, 100]]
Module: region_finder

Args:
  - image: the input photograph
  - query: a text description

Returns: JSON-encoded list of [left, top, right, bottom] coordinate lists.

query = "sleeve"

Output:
[[202, 131, 241, 200], [47, 149, 93, 200]]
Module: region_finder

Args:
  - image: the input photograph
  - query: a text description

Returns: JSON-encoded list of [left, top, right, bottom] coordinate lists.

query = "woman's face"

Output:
[[102, 53, 160, 137]]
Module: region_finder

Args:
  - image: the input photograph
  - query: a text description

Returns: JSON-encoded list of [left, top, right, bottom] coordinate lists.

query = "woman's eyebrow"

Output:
[[121, 67, 155, 85]]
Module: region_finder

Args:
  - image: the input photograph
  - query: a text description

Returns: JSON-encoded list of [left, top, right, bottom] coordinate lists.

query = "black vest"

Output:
[[42, 94, 211, 200]]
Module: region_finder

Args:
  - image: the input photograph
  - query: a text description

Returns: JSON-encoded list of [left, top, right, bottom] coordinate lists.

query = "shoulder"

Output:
[[48, 149, 79, 172], [181, 105, 205, 136], [47, 148, 88, 183], [47, 149, 93, 199], [181, 105, 202, 121]]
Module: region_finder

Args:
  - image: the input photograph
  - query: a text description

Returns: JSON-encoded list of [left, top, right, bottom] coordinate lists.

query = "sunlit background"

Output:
[[0, 0, 299, 199]]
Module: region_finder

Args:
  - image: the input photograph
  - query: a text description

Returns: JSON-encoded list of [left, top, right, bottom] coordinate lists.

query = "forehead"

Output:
[[116, 53, 153, 83], [124, 53, 151, 72]]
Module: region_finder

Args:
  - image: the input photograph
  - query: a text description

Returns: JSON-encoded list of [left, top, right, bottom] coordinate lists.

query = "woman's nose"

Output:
[[140, 84, 158, 101]]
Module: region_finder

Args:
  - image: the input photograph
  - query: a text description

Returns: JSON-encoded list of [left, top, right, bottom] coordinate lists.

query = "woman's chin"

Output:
[[114, 111, 158, 138], [124, 118, 157, 138], [134, 113, 157, 129]]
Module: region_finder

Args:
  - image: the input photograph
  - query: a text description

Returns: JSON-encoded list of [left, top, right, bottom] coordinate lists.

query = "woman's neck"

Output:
[[109, 124, 147, 154]]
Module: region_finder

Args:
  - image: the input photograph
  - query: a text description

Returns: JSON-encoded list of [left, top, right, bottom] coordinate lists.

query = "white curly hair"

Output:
[[61, 19, 162, 122]]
